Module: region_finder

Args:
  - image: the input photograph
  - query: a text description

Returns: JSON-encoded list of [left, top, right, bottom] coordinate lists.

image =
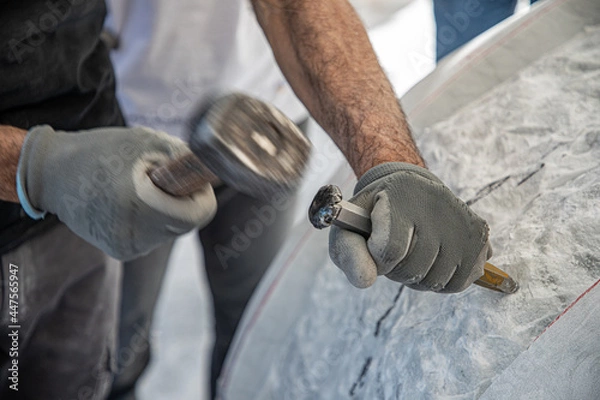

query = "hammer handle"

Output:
[[148, 153, 220, 197]]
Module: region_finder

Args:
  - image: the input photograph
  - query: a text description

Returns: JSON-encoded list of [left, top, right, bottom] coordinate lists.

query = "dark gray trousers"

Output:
[[0, 223, 121, 400], [109, 186, 297, 400]]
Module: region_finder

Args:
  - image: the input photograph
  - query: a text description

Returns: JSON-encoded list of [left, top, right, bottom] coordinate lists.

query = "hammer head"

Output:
[[190, 93, 312, 201]]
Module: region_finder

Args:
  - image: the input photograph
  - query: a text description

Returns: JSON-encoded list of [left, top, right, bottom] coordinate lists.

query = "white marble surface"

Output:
[[480, 281, 600, 400], [220, 18, 600, 400], [402, 0, 600, 131]]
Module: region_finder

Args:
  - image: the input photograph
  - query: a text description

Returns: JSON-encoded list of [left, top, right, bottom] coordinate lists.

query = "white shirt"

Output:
[[105, 0, 307, 139]]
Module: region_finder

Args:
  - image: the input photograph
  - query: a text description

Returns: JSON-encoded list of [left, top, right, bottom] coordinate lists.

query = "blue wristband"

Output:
[[16, 158, 46, 220]]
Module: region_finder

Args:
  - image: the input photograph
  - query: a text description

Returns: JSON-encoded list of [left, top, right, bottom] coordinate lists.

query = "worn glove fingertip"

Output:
[[329, 227, 378, 288], [343, 265, 377, 289]]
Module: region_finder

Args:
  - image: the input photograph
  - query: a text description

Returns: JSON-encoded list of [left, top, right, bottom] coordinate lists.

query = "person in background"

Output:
[[434, 0, 541, 60], [103, 2, 309, 398]]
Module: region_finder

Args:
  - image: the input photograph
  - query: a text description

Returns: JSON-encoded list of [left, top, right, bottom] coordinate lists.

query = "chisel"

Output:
[[308, 184, 519, 294]]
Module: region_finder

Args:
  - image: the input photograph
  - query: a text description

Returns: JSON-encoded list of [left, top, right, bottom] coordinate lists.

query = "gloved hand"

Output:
[[16, 125, 217, 260], [329, 162, 492, 293]]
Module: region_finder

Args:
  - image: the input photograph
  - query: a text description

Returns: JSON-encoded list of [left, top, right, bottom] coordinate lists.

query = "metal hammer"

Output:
[[309, 184, 519, 294], [149, 93, 312, 201]]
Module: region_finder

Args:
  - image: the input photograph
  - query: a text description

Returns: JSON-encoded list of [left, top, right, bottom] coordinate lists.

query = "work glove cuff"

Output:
[[355, 162, 443, 194], [16, 125, 56, 219]]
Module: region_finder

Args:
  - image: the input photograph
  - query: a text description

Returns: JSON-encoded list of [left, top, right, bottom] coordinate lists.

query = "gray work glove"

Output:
[[17, 125, 217, 260], [329, 162, 492, 293]]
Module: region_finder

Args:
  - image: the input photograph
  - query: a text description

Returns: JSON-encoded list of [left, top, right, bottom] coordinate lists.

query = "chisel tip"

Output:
[[475, 262, 519, 294]]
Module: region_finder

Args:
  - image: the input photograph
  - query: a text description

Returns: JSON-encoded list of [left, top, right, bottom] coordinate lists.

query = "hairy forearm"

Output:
[[0, 125, 27, 203], [251, 0, 425, 177]]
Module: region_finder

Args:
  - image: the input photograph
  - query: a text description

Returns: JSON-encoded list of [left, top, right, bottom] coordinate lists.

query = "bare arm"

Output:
[[250, 0, 425, 177], [0, 125, 27, 203]]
